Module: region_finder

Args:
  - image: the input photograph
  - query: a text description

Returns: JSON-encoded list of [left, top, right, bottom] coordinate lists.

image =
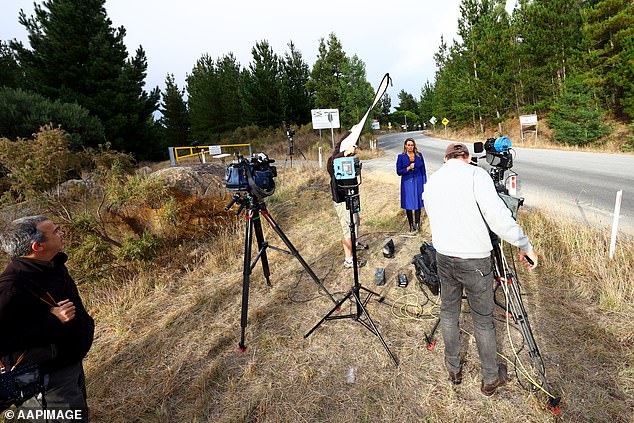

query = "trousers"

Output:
[[437, 253, 498, 384], [19, 361, 88, 422]]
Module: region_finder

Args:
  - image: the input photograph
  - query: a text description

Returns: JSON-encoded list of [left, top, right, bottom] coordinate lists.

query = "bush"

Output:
[[0, 126, 81, 200], [548, 75, 610, 145], [0, 87, 105, 150]]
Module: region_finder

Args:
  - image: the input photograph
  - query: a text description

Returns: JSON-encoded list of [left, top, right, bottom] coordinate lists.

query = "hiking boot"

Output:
[[356, 241, 369, 250], [343, 258, 367, 269], [481, 363, 508, 396]]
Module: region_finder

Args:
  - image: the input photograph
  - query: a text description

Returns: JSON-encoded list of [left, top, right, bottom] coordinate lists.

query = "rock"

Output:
[[152, 164, 225, 198]]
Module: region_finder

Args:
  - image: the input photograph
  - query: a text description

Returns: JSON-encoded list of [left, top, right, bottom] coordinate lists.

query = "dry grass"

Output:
[[426, 117, 634, 154], [21, 164, 633, 422]]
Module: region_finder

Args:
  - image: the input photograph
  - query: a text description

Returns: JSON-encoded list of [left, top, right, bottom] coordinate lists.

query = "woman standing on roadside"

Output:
[[396, 137, 427, 231]]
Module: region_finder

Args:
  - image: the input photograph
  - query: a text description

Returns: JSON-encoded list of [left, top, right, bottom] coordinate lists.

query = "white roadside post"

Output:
[[609, 190, 623, 259]]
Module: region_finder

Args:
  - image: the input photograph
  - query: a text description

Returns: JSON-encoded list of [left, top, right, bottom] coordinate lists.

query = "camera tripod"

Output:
[[304, 190, 399, 367], [284, 132, 307, 168], [225, 192, 336, 351], [422, 233, 560, 413]]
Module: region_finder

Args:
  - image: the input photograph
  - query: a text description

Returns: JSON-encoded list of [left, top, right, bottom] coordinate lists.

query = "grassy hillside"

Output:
[[69, 164, 634, 422]]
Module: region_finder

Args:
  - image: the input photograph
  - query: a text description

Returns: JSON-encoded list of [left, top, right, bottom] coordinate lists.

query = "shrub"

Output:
[[0, 126, 81, 199], [548, 75, 610, 145], [0, 87, 105, 149]]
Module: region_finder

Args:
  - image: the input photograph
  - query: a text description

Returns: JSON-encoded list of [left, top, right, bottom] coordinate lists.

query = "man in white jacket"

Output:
[[423, 142, 538, 396]]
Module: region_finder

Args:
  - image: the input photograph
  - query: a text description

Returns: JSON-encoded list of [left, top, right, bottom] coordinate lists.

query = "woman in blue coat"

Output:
[[396, 137, 427, 231]]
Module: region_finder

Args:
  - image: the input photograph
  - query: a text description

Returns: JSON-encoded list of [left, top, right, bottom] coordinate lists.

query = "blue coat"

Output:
[[396, 152, 427, 210]]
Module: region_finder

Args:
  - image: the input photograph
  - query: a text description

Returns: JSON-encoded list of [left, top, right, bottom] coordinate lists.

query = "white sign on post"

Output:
[[208, 145, 221, 155], [311, 109, 340, 130]]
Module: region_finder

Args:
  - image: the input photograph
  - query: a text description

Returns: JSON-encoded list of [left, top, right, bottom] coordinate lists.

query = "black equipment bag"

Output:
[[412, 242, 440, 296], [0, 362, 42, 411]]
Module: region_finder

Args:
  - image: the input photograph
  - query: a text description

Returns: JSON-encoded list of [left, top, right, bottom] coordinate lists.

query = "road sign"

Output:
[[429, 116, 437, 125], [442, 117, 449, 126], [371, 119, 380, 130], [311, 109, 340, 130]]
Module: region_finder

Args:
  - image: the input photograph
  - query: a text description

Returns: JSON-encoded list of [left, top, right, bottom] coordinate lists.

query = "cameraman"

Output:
[[423, 143, 538, 396], [327, 135, 367, 269], [0, 216, 94, 421]]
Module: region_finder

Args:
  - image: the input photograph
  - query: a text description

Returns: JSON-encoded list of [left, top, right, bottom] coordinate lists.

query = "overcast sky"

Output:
[[1, 0, 516, 104]]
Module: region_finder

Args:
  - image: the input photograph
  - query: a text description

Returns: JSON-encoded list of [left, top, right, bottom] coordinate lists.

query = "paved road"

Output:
[[364, 131, 634, 236]]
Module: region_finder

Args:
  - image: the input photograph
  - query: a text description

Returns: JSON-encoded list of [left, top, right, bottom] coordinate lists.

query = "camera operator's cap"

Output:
[[444, 143, 469, 158]]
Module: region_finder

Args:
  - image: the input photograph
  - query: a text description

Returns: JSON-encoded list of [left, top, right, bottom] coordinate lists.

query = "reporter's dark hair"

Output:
[[0, 215, 49, 258]]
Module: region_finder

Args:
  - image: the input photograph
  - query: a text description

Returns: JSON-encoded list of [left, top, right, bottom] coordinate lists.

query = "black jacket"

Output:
[[0, 252, 94, 373]]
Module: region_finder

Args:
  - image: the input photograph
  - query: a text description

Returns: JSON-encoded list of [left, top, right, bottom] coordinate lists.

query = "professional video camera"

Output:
[[333, 156, 362, 212], [286, 126, 296, 138], [473, 137, 522, 218], [225, 153, 277, 199]]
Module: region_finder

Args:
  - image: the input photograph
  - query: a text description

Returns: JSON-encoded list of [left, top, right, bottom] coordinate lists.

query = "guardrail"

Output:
[[168, 143, 252, 166]]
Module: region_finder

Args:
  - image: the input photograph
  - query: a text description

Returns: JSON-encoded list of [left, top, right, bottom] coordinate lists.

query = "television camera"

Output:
[[473, 136, 521, 217], [333, 156, 362, 213], [225, 153, 277, 200]]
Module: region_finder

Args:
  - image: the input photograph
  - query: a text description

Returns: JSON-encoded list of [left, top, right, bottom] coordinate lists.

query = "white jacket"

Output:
[[423, 159, 533, 259]]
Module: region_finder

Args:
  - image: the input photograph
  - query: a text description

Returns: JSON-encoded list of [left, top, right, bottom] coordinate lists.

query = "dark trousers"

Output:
[[437, 253, 498, 384], [19, 361, 88, 422]]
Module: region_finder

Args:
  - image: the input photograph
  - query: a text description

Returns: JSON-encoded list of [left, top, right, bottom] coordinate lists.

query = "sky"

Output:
[[1, 0, 517, 105]]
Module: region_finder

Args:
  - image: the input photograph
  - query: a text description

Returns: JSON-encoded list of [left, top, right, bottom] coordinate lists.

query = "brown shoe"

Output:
[[448, 367, 463, 385], [481, 363, 508, 396]]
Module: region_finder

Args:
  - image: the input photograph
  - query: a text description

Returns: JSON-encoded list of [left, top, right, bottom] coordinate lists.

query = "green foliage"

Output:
[[396, 90, 418, 113], [187, 53, 243, 143], [116, 231, 161, 263], [279, 42, 311, 126], [0, 126, 81, 199], [159, 74, 190, 147], [0, 87, 105, 149], [242, 40, 283, 128], [105, 172, 170, 211], [582, 0, 634, 119], [391, 110, 420, 129], [13, 0, 160, 159], [65, 233, 114, 283], [548, 74, 610, 145], [0, 41, 23, 89]]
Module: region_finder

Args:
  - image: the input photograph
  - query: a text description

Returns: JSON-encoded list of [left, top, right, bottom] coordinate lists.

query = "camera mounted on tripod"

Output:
[[333, 156, 362, 212], [225, 153, 277, 199], [475, 136, 513, 170]]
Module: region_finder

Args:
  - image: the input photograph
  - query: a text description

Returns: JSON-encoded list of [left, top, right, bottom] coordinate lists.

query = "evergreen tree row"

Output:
[[412, 0, 633, 145]]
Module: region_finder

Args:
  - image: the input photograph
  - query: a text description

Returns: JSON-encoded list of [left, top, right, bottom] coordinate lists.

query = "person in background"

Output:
[[327, 135, 368, 269], [396, 137, 427, 232], [0, 215, 94, 421], [423, 143, 538, 396]]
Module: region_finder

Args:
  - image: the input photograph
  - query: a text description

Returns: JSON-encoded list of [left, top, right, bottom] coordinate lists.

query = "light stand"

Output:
[[225, 192, 337, 351], [304, 179, 398, 367]]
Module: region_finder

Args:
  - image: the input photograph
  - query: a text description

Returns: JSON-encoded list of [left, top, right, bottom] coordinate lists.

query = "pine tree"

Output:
[[380, 93, 392, 124], [340, 54, 373, 127], [582, 0, 634, 119], [0, 41, 23, 89], [307, 33, 348, 111], [159, 74, 189, 147], [242, 40, 283, 128], [12, 0, 159, 156], [187, 55, 221, 143], [280, 41, 311, 126]]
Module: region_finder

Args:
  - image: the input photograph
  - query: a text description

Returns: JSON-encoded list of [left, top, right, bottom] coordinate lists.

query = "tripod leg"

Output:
[[351, 289, 399, 367], [423, 317, 441, 350], [260, 210, 336, 305], [304, 289, 353, 338], [252, 211, 271, 287], [239, 211, 254, 351]]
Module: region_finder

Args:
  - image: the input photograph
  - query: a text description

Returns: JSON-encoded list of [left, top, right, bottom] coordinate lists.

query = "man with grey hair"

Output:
[[0, 216, 94, 421], [423, 143, 538, 396]]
